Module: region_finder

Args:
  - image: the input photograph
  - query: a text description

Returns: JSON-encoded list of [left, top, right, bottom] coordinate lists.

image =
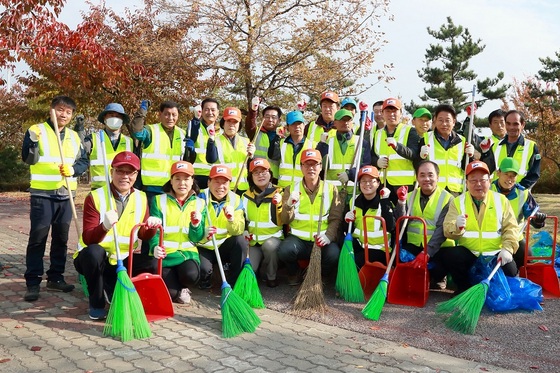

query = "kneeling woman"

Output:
[[149, 161, 207, 304]]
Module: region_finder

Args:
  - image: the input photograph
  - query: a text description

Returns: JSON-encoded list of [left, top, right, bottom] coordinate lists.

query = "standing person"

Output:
[[74, 151, 158, 319], [341, 97, 358, 115], [245, 105, 282, 182], [371, 97, 419, 205], [83, 103, 133, 189], [305, 91, 340, 144], [22, 96, 89, 302], [148, 161, 207, 304], [131, 100, 186, 201], [242, 158, 284, 288], [277, 149, 344, 285], [364, 100, 386, 146], [411, 108, 432, 138], [481, 110, 541, 189], [441, 161, 519, 295], [417, 104, 474, 195], [197, 165, 247, 288]]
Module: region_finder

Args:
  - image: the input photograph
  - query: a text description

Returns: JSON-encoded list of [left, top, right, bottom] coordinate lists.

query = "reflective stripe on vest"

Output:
[[90, 131, 132, 189], [215, 134, 249, 190], [490, 184, 529, 240], [254, 132, 279, 178], [425, 131, 465, 193], [373, 124, 415, 185], [290, 181, 332, 241], [493, 140, 535, 184], [242, 195, 283, 245], [141, 123, 185, 187], [158, 194, 202, 254], [326, 135, 358, 190], [199, 190, 239, 249], [278, 138, 314, 188], [353, 205, 388, 251]]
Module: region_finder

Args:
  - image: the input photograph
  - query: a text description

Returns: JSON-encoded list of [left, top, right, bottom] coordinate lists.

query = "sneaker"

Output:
[[89, 308, 107, 320], [175, 288, 192, 304], [46, 280, 75, 293], [24, 285, 40, 302]]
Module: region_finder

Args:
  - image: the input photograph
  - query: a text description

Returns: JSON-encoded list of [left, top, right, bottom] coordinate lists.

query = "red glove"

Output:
[[406, 252, 428, 269], [397, 186, 408, 203], [297, 99, 307, 111], [243, 230, 253, 243], [190, 211, 201, 226], [359, 101, 368, 111], [206, 226, 218, 240], [480, 138, 492, 153], [386, 137, 397, 149]]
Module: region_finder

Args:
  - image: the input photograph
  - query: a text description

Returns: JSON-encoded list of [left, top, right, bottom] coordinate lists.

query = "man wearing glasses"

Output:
[[441, 161, 519, 295]]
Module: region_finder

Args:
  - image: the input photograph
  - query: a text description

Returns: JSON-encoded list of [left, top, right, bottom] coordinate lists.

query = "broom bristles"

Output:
[[361, 273, 388, 321], [79, 274, 89, 297], [233, 259, 265, 309], [436, 281, 489, 334], [293, 244, 326, 316], [335, 235, 365, 303], [221, 283, 261, 338]]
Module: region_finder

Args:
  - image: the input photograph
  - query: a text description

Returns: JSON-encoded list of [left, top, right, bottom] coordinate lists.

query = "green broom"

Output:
[[79, 273, 89, 297], [233, 255, 265, 309], [205, 198, 261, 337], [97, 132, 151, 341], [436, 258, 502, 334]]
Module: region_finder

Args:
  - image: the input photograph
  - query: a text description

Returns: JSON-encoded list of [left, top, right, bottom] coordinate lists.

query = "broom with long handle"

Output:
[[462, 85, 476, 192], [204, 193, 261, 338], [232, 119, 265, 194], [98, 131, 151, 341]]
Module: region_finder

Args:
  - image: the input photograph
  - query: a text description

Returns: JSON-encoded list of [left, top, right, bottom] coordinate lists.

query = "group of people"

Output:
[[21, 92, 547, 320]]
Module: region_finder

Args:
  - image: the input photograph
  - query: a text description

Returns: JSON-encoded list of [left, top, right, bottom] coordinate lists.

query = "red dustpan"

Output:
[[358, 215, 391, 298], [387, 216, 430, 307], [519, 216, 560, 298], [128, 223, 174, 322]]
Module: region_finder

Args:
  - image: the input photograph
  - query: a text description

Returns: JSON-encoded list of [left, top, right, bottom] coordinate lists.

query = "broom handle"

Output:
[[347, 109, 368, 234], [232, 119, 266, 193], [486, 259, 502, 281], [314, 153, 330, 237], [462, 85, 476, 192], [204, 191, 229, 282], [50, 109, 81, 239]]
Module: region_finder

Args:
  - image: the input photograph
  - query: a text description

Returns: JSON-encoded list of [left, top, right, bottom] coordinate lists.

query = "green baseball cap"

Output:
[[499, 157, 520, 174], [334, 109, 354, 120], [413, 108, 432, 119]]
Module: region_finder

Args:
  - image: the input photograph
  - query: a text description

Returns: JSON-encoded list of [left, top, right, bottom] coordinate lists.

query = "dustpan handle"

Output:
[[128, 223, 164, 277]]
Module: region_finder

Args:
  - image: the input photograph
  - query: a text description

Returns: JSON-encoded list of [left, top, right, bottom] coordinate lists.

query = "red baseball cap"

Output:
[[111, 151, 140, 171], [358, 166, 380, 180], [320, 91, 339, 104], [382, 97, 402, 110], [209, 164, 232, 180], [223, 107, 242, 122], [300, 149, 322, 164], [249, 158, 271, 172], [171, 161, 194, 177], [465, 161, 490, 176]]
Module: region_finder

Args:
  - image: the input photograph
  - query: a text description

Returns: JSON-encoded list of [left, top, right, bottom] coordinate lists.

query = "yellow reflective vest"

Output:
[[242, 188, 283, 245], [193, 123, 212, 177], [326, 134, 359, 192], [490, 183, 529, 240], [353, 204, 389, 252], [373, 125, 415, 185], [492, 138, 536, 184], [90, 131, 132, 189], [141, 123, 185, 188], [290, 181, 333, 241], [199, 189, 244, 249], [214, 134, 249, 191], [254, 131, 279, 179], [277, 137, 314, 188], [424, 131, 465, 193]]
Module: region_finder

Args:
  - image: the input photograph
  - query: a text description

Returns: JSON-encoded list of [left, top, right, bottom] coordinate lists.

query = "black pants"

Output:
[[198, 235, 247, 286], [162, 260, 200, 300], [352, 238, 389, 269], [25, 196, 72, 287], [277, 234, 340, 276], [74, 244, 156, 309]]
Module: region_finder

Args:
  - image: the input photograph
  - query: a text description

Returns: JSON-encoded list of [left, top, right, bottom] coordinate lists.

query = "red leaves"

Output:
[[30, 346, 42, 351]]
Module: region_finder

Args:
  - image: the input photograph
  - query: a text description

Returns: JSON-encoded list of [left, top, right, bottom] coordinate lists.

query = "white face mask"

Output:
[[105, 117, 123, 130]]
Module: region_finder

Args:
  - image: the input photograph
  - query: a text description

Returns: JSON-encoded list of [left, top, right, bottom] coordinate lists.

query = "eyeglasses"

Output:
[[264, 115, 278, 120], [360, 179, 378, 186], [252, 170, 269, 176], [467, 178, 489, 185], [113, 168, 138, 176], [302, 162, 321, 169]]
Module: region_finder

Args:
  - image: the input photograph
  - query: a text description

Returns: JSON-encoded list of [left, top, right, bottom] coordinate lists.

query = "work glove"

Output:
[[102, 210, 119, 230], [272, 192, 282, 205], [386, 137, 397, 150], [533, 212, 547, 226], [184, 137, 195, 153], [480, 138, 493, 153], [247, 143, 256, 157], [337, 171, 349, 184], [377, 156, 389, 169], [28, 128, 40, 142], [153, 245, 167, 259], [286, 191, 300, 208], [277, 126, 286, 138], [345, 210, 356, 223], [359, 101, 368, 111], [251, 97, 260, 111], [456, 214, 468, 231], [146, 216, 162, 228], [465, 143, 475, 158], [140, 99, 151, 111], [420, 144, 430, 159], [498, 248, 513, 266], [206, 226, 217, 240], [379, 187, 390, 199], [243, 230, 254, 243], [190, 211, 201, 227], [314, 233, 330, 247], [192, 104, 202, 119], [223, 206, 234, 222], [320, 132, 329, 143], [407, 251, 428, 269], [59, 164, 74, 177], [207, 124, 216, 141], [297, 99, 307, 112], [397, 185, 408, 204], [74, 114, 85, 132]]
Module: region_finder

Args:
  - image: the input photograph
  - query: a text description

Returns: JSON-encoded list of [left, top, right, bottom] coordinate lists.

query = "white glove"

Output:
[[223, 206, 234, 222], [377, 156, 389, 169], [247, 143, 256, 157], [315, 233, 331, 247], [456, 214, 467, 231], [320, 132, 329, 143], [243, 230, 254, 243], [465, 143, 475, 158], [191, 105, 202, 119], [498, 248, 513, 266], [286, 191, 300, 208], [272, 192, 282, 205], [190, 211, 201, 227], [480, 138, 493, 153], [420, 145, 430, 159], [386, 137, 397, 149], [103, 210, 119, 230], [153, 245, 167, 259], [251, 96, 260, 111], [379, 187, 390, 199], [207, 124, 216, 140], [345, 210, 356, 223], [28, 129, 40, 142], [337, 171, 349, 184], [146, 216, 162, 228]]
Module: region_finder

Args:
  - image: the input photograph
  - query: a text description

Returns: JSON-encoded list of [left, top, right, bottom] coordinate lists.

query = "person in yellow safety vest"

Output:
[[242, 158, 284, 288], [411, 107, 432, 138], [22, 96, 89, 302], [371, 97, 419, 206], [131, 100, 186, 201], [270, 111, 315, 188], [245, 105, 282, 183], [396, 160, 456, 289], [316, 109, 372, 194], [490, 157, 547, 269], [305, 91, 340, 144], [480, 110, 541, 190], [148, 161, 207, 305], [277, 149, 344, 286], [442, 161, 520, 295], [197, 165, 247, 289], [461, 109, 507, 159], [82, 103, 133, 189], [343, 166, 398, 268], [417, 104, 475, 196], [73, 151, 159, 320]]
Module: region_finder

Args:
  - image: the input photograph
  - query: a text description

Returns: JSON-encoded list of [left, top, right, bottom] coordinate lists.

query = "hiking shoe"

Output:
[[176, 288, 192, 304], [24, 285, 40, 302], [46, 280, 75, 293], [89, 308, 107, 320]]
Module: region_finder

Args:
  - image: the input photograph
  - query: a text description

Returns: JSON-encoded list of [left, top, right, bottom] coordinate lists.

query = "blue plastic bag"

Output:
[[469, 256, 543, 312]]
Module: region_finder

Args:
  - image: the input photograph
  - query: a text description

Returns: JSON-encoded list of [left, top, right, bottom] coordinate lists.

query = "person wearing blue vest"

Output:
[[441, 161, 519, 295], [22, 96, 89, 302]]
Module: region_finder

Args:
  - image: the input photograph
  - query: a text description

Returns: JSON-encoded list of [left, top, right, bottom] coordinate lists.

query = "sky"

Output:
[[11, 0, 560, 121]]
